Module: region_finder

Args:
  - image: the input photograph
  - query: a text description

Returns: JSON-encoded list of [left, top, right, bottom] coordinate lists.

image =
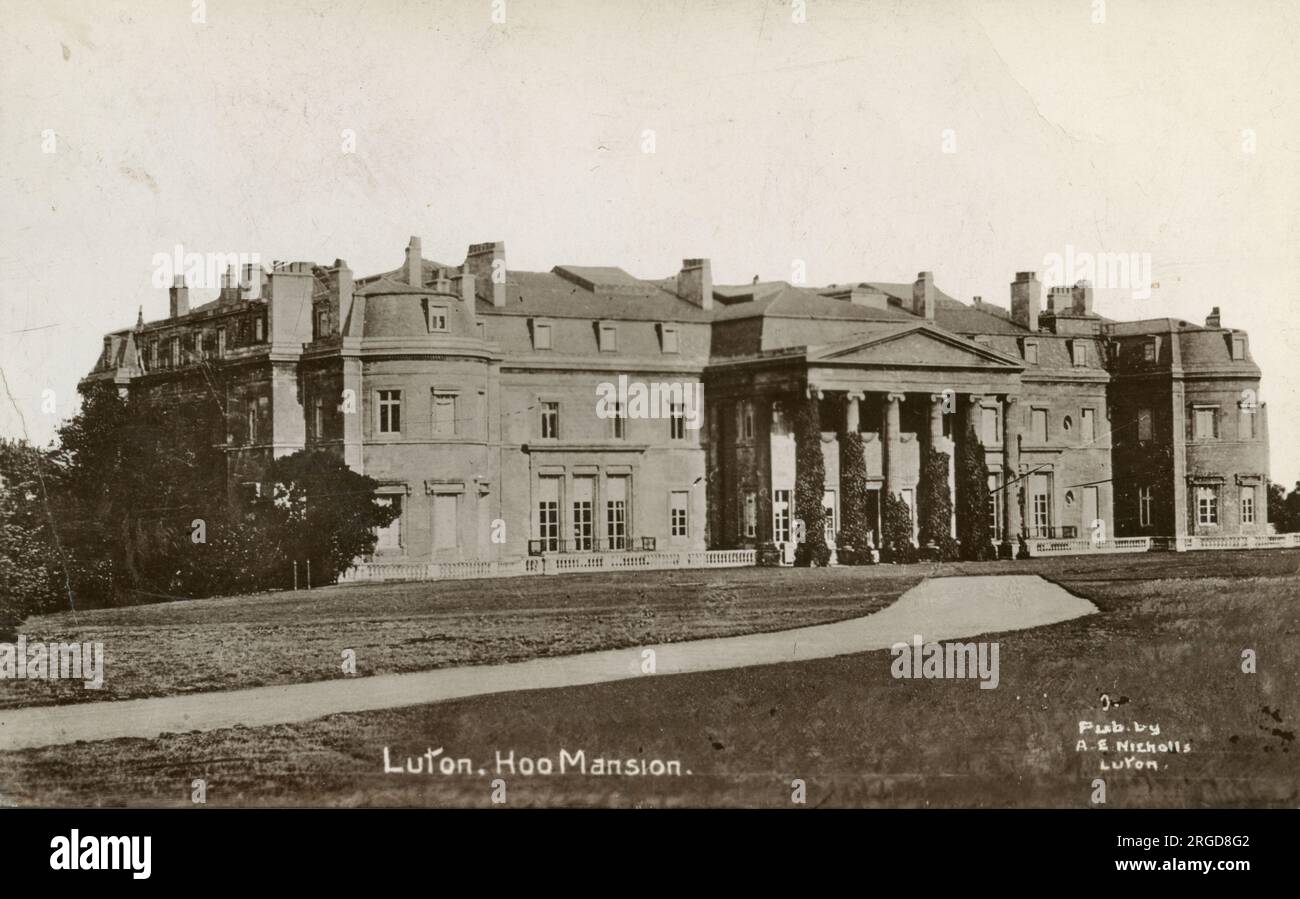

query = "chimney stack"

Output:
[[677, 258, 713, 311], [406, 236, 423, 287], [1047, 286, 1070, 313], [453, 271, 478, 325], [219, 265, 240, 304], [1205, 306, 1221, 329], [169, 274, 189, 318], [240, 263, 264, 300], [1071, 279, 1094, 316], [1011, 271, 1041, 332], [912, 271, 935, 320], [327, 260, 353, 338], [465, 241, 507, 308]]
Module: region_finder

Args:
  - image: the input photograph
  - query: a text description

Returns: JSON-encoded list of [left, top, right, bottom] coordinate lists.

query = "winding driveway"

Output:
[[0, 574, 1095, 752]]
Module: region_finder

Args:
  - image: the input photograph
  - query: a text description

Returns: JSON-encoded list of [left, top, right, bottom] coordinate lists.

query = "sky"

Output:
[[1, 0, 1297, 482]]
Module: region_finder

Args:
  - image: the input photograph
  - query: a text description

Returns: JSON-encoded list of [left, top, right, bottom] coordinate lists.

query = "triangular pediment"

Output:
[[809, 325, 1023, 369]]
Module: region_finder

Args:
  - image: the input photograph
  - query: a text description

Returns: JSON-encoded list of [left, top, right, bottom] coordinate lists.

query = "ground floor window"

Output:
[[572, 477, 594, 550], [1028, 474, 1051, 537], [1138, 486, 1153, 527], [670, 490, 689, 539], [987, 473, 1003, 541], [822, 489, 837, 545], [538, 477, 561, 551], [432, 493, 458, 550], [606, 476, 627, 549], [375, 495, 403, 551], [743, 491, 757, 539], [773, 489, 791, 543], [1196, 486, 1218, 526], [1240, 485, 1256, 525]]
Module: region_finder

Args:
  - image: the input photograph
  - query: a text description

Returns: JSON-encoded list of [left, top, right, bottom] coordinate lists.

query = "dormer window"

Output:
[[315, 307, 330, 339], [1231, 335, 1246, 361], [599, 322, 618, 353], [531, 319, 553, 350], [660, 323, 680, 354], [254, 316, 265, 342], [1072, 341, 1087, 366], [1023, 340, 1038, 364], [1143, 339, 1156, 362], [427, 305, 448, 332]]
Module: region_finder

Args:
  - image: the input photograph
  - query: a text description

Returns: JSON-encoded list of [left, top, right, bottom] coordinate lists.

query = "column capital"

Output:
[[805, 384, 824, 400], [967, 394, 985, 407], [885, 392, 906, 404], [1001, 394, 1020, 407]]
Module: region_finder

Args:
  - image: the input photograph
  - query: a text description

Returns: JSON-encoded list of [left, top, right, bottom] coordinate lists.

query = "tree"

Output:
[[252, 450, 400, 588], [955, 424, 997, 560], [1269, 481, 1300, 533], [918, 449, 960, 561], [0, 439, 64, 636], [792, 397, 830, 566], [837, 430, 873, 564]]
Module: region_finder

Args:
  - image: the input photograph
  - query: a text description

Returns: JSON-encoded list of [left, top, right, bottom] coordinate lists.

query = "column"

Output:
[[927, 393, 945, 448], [845, 393, 861, 433], [884, 392, 904, 497], [1001, 395, 1020, 556]]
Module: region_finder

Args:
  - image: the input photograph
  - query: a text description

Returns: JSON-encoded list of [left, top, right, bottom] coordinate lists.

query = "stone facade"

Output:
[[83, 241, 1270, 564]]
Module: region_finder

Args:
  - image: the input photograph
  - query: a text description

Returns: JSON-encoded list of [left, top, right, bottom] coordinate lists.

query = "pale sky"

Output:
[[2, 0, 1297, 482]]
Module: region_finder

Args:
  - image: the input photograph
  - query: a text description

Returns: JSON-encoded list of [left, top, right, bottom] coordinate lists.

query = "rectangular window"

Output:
[[670, 403, 686, 440], [315, 308, 328, 339], [432, 392, 457, 436], [246, 397, 258, 443], [538, 477, 561, 552], [987, 473, 1003, 541], [1240, 405, 1256, 440], [1143, 340, 1156, 362], [378, 390, 402, 434], [1072, 342, 1087, 366], [1138, 486, 1153, 527], [981, 406, 1000, 446], [661, 324, 679, 354], [1030, 408, 1048, 444], [605, 477, 627, 549], [1241, 486, 1256, 524], [312, 396, 325, 440], [743, 491, 757, 539], [170, 336, 181, 366], [822, 489, 837, 546], [193, 332, 203, 358], [1197, 486, 1218, 526], [772, 489, 791, 543], [254, 316, 265, 342], [1029, 473, 1051, 536], [1193, 406, 1218, 440], [742, 402, 755, 441], [427, 305, 448, 332], [540, 401, 560, 439], [572, 477, 595, 551], [375, 496, 403, 551], [599, 324, 618, 352], [670, 491, 689, 540], [433, 493, 458, 549], [1081, 408, 1096, 443], [217, 328, 226, 358], [610, 402, 625, 439], [1024, 341, 1038, 365], [1137, 406, 1153, 442], [533, 322, 552, 350], [1232, 336, 1246, 360]]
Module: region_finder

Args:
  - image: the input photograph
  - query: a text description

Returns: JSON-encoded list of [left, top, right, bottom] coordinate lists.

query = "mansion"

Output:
[[83, 237, 1271, 565]]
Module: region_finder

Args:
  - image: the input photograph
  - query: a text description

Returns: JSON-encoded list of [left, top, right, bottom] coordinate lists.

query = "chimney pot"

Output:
[[1205, 306, 1222, 328]]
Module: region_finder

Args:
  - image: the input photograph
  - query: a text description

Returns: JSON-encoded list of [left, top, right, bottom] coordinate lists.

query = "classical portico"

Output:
[[705, 323, 1025, 555]]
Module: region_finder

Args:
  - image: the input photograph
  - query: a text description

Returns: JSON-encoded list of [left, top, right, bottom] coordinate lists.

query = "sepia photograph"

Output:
[[0, 0, 1296, 880]]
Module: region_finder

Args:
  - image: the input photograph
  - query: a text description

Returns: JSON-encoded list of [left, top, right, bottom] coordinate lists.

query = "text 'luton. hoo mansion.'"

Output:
[[83, 237, 1277, 576]]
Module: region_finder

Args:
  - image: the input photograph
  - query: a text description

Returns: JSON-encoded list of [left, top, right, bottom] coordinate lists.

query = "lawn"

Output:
[[0, 549, 1297, 808], [0, 564, 928, 709]]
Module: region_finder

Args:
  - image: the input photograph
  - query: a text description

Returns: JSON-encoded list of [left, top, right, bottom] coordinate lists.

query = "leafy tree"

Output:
[[253, 450, 400, 588], [0, 439, 65, 636], [792, 397, 830, 566], [1269, 481, 1300, 533], [955, 425, 997, 560], [918, 449, 960, 561], [837, 430, 873, 564]]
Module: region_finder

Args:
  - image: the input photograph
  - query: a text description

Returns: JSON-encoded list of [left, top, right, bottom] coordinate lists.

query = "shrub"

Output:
[[838, 430, 873, 564], [955, 425, 998, 561], [918, 449, 960, 561], [881, 491, 916, 563], [792, 397, 830, 567]]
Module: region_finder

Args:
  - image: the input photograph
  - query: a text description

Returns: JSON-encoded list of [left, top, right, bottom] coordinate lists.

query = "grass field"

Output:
[[1, 549, 1298, 808]]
